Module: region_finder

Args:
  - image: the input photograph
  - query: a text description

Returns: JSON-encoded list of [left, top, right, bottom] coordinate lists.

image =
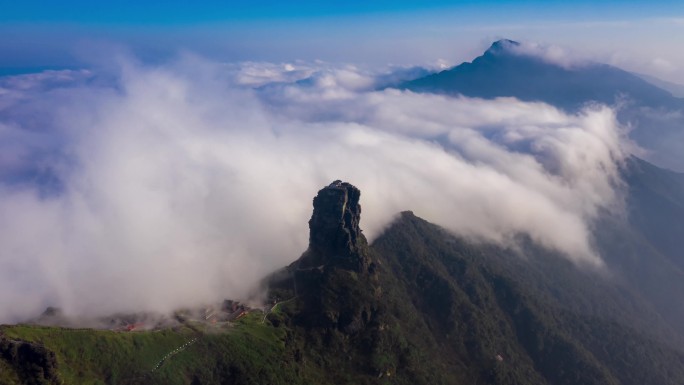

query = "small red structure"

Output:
[[125, 323, 144, 331]]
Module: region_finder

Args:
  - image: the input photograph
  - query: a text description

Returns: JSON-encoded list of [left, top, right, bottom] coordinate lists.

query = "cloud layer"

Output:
[[0, 56, 628, 322]]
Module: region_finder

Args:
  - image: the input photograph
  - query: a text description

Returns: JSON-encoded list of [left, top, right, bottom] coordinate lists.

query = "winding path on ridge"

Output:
[[150, 337, 199, 372], [262, 262, 309, 324]]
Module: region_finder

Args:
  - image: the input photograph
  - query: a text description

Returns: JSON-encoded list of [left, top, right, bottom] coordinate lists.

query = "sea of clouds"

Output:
[[0, 54, 630, 322]]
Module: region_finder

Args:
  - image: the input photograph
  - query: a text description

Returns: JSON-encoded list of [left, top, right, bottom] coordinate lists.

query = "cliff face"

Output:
[[0, 336, 59, 385], [309, 181, 362, 257], [291, 181, 378, 333], [300, 180, 369, 273]]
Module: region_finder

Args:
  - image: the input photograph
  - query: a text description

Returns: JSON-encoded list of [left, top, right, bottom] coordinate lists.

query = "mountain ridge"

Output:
[[401, 39, 682, 110]]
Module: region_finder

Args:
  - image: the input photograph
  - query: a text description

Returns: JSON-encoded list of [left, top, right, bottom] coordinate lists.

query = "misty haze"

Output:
[[1, 2, 684, 385]]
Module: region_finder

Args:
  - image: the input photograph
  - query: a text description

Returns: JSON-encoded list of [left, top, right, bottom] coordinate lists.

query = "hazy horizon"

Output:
[[2, 2, 684, 83]]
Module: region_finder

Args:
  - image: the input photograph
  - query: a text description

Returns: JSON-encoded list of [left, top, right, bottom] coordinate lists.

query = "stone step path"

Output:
[[261, 297, 297, 324], [151, 337, 199, 372]]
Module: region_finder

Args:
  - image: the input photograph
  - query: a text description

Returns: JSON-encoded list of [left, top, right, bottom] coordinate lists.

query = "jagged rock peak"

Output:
[[293, 181, 376, 332], [308, 180, 363, 259]]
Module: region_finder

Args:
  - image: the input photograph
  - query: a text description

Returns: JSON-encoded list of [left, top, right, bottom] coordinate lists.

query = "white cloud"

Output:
[[0, 57, 629, 322], [226, 61, 316, 87], [649, 57, 677, 74], [507, 41, 590, 69]]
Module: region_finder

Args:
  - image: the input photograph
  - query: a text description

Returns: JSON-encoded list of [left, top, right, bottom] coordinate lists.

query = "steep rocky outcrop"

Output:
[[285, 181, 379, 333], [300, 180, 369, 272], [0, 336, 59, 385]]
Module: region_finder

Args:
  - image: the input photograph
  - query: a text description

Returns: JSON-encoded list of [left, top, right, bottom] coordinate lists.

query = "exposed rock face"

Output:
[[291, 180, 379, 333], [0, 337, 59, 385], [301, 180, 369, 272]]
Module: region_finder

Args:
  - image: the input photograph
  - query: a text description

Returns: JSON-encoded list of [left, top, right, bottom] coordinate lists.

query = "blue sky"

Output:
[[2, 1, 684, 82], [2, 1, 679, 23]]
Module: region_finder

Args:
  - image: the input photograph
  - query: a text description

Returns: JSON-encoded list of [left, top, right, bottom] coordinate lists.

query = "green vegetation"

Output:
[[0, 313, 310, 385], [370, 211, 684, 385], [3, 325, 191, 383], [0, 358, 22, 385]]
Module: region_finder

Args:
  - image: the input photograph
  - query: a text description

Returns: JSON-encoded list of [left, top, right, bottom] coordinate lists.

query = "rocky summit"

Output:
[[300, 180, 369, 273], [278, 181, 379, 333]]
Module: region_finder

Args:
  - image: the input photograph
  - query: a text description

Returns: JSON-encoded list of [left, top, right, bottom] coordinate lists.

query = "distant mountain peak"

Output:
[[486, 39, 520, 55], [400, 38, 681, 123]]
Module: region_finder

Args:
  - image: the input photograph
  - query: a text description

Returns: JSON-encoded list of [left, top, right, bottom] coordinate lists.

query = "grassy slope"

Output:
[[0, 313, 309, 385]]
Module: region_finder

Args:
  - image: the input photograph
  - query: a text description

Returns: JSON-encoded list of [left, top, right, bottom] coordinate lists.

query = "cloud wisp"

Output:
[[0, 56, 628, 322]]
